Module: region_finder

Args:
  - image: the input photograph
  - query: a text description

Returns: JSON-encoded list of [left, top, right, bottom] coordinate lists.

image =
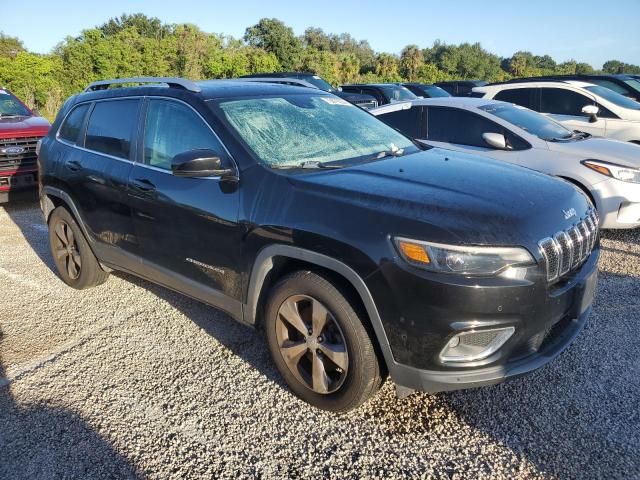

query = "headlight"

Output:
[[582, 160, 640, 184], [394, 237, 534, 275]]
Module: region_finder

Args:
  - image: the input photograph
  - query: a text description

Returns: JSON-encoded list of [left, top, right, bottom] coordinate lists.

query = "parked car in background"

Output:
[[434, 80, 487, 97], [39, 77, 598, 412], [340, 83, 417, 106], [496, 74, 640, 102], [240, 72, 378, 109], [372, 98, 640, 229], [401, 83, 451, 98], [0, 88, 50, 202], [474, 81, 640, 143]]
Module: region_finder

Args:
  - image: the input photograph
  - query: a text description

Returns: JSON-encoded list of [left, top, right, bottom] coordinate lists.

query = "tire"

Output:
[[48, 206, 109, 289], [264, 270, 383, 412]]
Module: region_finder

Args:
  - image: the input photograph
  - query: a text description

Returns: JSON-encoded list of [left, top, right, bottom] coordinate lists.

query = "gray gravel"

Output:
[[1, 199, 638, 479]]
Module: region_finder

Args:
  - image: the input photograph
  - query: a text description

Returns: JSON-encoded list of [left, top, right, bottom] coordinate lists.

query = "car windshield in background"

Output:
[[423, 86, 451, 97], [623, 78, 640, 95], [380, 85, 417, 102], [479, 102, 573, 141], [304, 76, 336, 92], [585, 85, 640, 110], [0, 91, 31, 117], [213, 94, 416, 168]]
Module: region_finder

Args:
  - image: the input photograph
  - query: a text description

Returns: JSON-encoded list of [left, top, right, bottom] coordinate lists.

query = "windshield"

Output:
[[422, 86, 451, 98], [213, 94, 416, 168], [0, 90, 31, 117], [479, 102, 573, 141], [584, 85, 640, 110], [624, 78, 640, 95], [304, 75, 335, 92], [379, 85, 418, 102]]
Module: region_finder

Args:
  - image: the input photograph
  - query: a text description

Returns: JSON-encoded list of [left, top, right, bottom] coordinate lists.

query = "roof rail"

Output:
[[234, 77, 318, 90], [85, 77, 201, 93]]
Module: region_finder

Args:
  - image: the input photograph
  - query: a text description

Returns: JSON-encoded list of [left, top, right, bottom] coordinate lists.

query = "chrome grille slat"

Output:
[[0, 136, 40, 171], [538, 209, 598, 283]]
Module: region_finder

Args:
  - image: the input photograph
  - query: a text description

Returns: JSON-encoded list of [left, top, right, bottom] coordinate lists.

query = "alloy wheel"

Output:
[[275, 295, 349, 394], [52, 220, 81, 280]]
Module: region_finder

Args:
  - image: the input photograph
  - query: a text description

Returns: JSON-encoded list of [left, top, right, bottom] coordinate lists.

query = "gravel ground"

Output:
[[0, 199, 638, 479]]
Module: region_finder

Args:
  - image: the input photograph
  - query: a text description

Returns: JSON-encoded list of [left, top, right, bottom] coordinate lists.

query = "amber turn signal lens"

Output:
[[583, 161, 612, 177], [398, 241, 430, 264]]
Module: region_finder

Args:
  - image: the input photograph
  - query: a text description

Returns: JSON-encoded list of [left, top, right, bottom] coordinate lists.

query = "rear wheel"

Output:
[[48, 206, 109, 289], [264, 270, 383, 411]]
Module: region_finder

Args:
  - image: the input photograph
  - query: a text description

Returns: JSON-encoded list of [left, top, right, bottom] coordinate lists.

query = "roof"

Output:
[[78, 78, 327, 101], [239, 72, 316, 78], [370, 97, 499, 115], [478, 80, 596, 92], [342, 83, 404, 88]]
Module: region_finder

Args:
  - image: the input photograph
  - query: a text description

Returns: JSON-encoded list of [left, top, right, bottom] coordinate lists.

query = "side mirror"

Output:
[[581, 105, 599, 123], [171, 149, 236, 179], [482, 132, 510, 150]]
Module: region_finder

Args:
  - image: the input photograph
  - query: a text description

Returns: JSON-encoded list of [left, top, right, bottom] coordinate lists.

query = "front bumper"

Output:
[[592, 177, 640, 229], [0, 168, 39, 203], [376, 246, 599, 393]]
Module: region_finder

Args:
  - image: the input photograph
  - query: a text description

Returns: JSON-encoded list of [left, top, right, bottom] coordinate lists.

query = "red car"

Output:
[[0, 88, 50, 202]]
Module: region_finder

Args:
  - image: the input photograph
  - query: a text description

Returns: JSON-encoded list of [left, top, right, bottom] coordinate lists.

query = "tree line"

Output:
[[1, 13, 638, 120]]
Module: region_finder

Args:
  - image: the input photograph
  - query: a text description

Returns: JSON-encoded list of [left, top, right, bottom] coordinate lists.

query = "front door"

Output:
[[127, 98, 243, 305], [539, 87, 607, 137]]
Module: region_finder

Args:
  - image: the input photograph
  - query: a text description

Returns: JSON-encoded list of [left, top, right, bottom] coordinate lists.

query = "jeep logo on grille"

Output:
[[563, 208, 577, 220], [1, 146, 25, 156]]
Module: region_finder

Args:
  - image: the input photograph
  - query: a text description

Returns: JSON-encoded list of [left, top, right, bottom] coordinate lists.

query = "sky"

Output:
[[2, 0, 639, 68]]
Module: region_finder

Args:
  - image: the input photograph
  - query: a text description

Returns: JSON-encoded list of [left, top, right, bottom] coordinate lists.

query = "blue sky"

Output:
[[2, 0, 639, 68]]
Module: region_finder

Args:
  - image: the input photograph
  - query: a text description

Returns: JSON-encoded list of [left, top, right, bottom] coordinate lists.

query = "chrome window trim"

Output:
[[54, 95, 238, 181]]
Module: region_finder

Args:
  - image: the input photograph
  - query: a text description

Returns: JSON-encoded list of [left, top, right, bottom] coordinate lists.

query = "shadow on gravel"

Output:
[[1, 196, 55, 272], [0, 327, 139, 480]]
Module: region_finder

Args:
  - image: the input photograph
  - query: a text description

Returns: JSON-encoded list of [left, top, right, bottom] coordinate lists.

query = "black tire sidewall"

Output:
[[265, 271, 380, 412], [48, 207, 101, 289]]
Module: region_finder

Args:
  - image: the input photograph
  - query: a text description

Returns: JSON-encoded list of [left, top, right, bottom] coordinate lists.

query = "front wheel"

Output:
[[264, 270, 383, 411]]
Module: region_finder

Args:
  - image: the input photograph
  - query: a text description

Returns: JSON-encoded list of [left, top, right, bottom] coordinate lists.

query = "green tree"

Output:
[[375, 53, 401, 82], [0, 33, 25, 58], [399, 45, 423, 81], [244, 18, 302, 70]]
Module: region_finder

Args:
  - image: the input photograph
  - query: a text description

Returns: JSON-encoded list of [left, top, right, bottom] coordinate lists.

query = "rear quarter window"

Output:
[[58, 104, 90, 144]]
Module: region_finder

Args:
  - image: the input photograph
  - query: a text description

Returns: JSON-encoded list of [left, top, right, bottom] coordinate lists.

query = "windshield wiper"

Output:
[[271, 160, 345, 170], [373, 146, 405, 160]]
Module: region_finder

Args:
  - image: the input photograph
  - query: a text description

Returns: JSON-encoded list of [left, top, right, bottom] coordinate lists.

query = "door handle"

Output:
[[66, 160, 82, 171], [131, 178, 156, 192]]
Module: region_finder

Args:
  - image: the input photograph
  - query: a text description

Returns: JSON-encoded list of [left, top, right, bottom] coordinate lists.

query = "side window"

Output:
[[143, 99, 224, 170], [378, 107, 422, 139], [540, 88, 594, 116], [495, 88, 537, 110], [85, 100, 140, 159], [426, 107, 528, 150], [58, 104, 90, 144]]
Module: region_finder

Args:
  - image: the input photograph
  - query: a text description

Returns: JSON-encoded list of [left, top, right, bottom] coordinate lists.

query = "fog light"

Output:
[[440, 327, 515, 364]]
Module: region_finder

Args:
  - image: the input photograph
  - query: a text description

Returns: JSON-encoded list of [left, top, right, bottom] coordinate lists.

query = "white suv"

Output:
[[474, 81, 640, 143]]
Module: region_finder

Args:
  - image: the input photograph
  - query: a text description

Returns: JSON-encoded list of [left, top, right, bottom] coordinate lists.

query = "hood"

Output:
[[289, 148, 590, 248], [0, 115, 50, 138], [548, 137, 640, 168]]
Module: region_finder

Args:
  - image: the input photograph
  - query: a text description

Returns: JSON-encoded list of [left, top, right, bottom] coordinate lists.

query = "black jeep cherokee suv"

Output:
[[39, 77, 599, 412]]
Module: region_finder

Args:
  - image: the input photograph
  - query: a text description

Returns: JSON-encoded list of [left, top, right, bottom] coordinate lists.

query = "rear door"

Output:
[[60, 98, 140, 258], [539, 87, 607, 136], [127, 97, 243, 305]]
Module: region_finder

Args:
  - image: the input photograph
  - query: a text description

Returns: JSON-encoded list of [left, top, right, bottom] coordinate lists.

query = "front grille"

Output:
[[0, 136, 41, 172], [539, 209, 598, 282]]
